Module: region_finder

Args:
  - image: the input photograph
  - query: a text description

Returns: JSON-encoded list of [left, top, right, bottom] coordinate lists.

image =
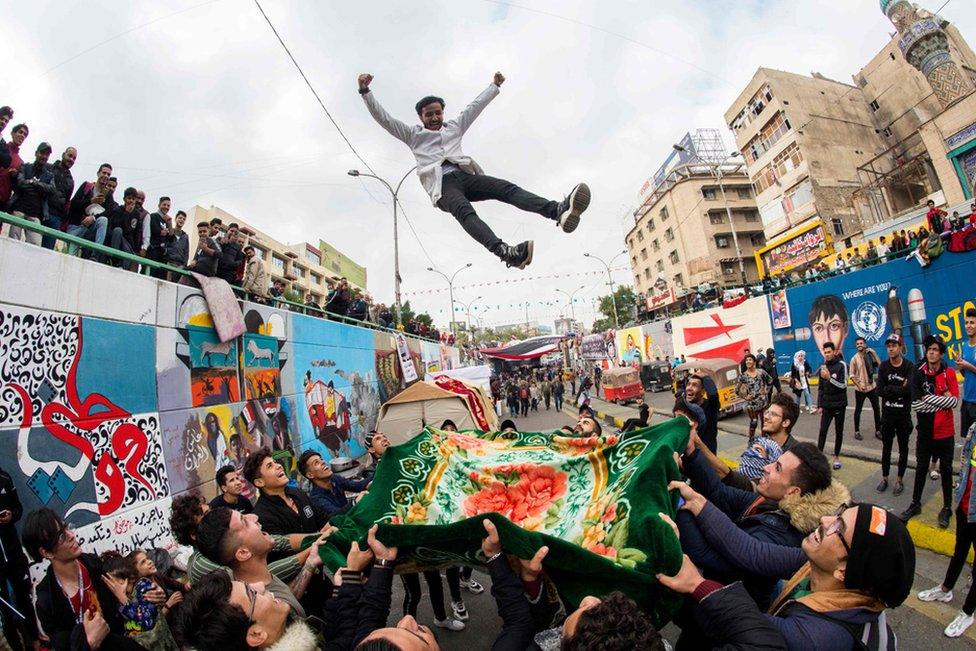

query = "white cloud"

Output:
[[4, 0, 973, 328]]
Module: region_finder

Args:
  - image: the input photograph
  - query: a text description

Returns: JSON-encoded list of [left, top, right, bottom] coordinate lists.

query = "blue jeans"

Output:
[[799, 387, 813, 408], [67, 216, 109, 258], [41, 214, 62, 249]]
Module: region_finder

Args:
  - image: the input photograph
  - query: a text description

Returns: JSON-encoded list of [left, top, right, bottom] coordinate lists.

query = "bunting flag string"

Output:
[[402, 266, 629, 296]]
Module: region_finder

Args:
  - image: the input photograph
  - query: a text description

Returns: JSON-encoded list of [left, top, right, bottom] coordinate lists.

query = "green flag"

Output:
[[320, 418, 689, 627]]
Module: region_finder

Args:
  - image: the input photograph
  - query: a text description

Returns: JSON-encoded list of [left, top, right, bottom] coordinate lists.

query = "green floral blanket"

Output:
[[320, 418, 689, 627]]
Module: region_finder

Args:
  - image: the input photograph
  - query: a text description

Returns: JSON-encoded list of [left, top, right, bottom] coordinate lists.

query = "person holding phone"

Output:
[[0, 465, 39, 648]]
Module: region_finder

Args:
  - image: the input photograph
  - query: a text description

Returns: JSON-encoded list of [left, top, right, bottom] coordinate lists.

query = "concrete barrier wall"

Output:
[[0, 237, 459, 555]]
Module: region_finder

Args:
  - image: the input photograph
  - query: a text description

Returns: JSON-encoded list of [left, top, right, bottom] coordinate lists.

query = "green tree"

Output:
[[592, 285, 637, 330]]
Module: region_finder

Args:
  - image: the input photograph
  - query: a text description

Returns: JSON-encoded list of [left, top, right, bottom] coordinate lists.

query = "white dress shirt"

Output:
[[362, 83, 500, 205]]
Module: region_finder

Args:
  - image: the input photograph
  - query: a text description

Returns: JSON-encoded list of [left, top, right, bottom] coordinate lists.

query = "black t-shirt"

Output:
[[208, 493, 254, 515], [253, 486, 326, 535]]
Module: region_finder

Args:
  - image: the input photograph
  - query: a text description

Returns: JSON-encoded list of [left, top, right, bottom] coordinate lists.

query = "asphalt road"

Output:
[[380, 406, 976, 649]]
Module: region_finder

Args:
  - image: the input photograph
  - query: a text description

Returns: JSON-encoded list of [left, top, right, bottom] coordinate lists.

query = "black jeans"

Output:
[[436, 171, 559, 252], [943, 509, 976, 615], [401, 571, 447, 620], [880, 413, 912, 479], [854, 389, 881, 434], [911, 434, 954, 507], [962, 401, 976, 440], [818, 406, 846, 457]]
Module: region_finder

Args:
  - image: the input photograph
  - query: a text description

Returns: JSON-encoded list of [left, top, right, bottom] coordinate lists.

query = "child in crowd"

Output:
[[101, 551, 180, 650]]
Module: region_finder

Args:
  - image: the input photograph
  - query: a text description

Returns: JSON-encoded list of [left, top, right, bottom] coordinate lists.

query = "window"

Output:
[[715, 236, 731, 248], [311, 273, 323, 286], [743, 111, 793, 162], [729, 84, 773, 131], [304, 249, 320, 266], [656, 260, 664, 272], [744, 211, 758, 222], [647, 218, 656, 232], [832, 218, 844, 236], [709, 213, 724, 225], [652, 239, 660, 252], [669, 250, 680, 264], [869, 99, 880, 112], [722, 264, 736, 276], [673, 273, 684, 287], [659, 206, 669, 221], [881, 127, 892, 137], [640, 248, 648, 260], [751, 233, 765, 246], [643, 268, 651, 279], [751, 142, 803, 194], [664, 228, 674, 242], [252, 245, 268, 260], [702, 188, 717, 200], [271, 256, 286, 273], [637, 230, 644, 242]]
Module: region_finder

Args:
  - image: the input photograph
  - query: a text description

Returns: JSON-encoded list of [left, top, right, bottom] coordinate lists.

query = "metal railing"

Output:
[[0, 211, 442, 341]]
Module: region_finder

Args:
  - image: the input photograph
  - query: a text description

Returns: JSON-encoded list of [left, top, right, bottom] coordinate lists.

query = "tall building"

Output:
[[627, 130, 764, 318], [853, 3, 976, 229], [185, 205, 367, 304], [724, 69, 887, 246]]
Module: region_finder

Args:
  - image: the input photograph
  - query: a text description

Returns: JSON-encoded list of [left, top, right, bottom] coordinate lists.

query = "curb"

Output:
[[566, 404, 966, 561]]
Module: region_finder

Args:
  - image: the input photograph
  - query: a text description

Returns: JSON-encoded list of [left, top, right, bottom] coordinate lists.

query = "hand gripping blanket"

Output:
[[319, 418, 690, 627]]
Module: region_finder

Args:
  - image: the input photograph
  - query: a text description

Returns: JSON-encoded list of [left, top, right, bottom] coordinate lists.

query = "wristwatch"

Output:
[[358, 88, 370, 95], [375, 557, 395, 568]]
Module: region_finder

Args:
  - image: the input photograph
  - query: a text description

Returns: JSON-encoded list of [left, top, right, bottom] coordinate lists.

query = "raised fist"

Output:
[[358, 73, 373, 90], [493, 71, 505, 86]]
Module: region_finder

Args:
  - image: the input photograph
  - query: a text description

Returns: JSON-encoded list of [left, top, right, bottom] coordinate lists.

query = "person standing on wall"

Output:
[[816, 341, 848, 470], [957, 308, 976, 442], [900, 335, 959, 528], [876, 333, 914, 496], [850, 336, 882, 441]]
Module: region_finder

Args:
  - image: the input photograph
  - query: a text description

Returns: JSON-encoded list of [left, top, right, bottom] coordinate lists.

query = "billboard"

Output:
[[318, 240, 368, 289], [754, 220, 832, 278], [581, 333, 613, 360], [638, 132, 697, 203], [772, 249, 976, 371], [670, 296, 773, 363]]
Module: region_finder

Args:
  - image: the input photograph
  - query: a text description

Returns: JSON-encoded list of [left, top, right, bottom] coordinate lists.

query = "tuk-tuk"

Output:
[[640, 361, 672, 392], [671, 358, 744, 418], [602, 366, 644, 404]]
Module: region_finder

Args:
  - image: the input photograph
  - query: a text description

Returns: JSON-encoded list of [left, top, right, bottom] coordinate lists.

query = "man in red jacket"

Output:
[[901, 335, 959, 527]]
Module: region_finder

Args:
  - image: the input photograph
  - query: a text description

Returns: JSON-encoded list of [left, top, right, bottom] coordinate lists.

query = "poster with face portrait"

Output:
[[769, 289, 791, 330]]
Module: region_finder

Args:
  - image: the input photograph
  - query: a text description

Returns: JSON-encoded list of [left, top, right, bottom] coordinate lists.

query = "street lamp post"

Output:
[[556, 284, 586, 322], [460, 295, 483, 334], [584, 250, 627, 328], [426, 263, 472, 335], [348, 165, 418, 326], [672, 145, 748, 286]]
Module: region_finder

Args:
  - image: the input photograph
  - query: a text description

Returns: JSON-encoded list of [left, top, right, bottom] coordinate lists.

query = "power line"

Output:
[[251, 0, 436, 266]]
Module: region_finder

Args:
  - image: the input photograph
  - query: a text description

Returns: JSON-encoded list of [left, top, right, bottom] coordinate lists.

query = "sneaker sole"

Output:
[[559, 183, 591, 233], [514, 241, 534, 270], [919, 594, 954, 603]]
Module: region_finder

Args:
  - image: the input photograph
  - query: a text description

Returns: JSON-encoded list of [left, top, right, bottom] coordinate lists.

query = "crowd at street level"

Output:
[[0, 105, 454, 344], [2, 339, 976, 649]]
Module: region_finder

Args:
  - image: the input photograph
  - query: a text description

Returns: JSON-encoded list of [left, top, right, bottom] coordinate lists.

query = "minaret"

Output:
[[881, 0, 973, 107]]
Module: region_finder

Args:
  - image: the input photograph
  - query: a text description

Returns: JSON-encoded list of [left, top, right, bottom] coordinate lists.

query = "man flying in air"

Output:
[[358, 71, 590, 269]]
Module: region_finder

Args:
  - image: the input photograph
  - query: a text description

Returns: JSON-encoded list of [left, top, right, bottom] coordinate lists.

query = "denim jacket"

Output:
[[954, 423, 976, 523]]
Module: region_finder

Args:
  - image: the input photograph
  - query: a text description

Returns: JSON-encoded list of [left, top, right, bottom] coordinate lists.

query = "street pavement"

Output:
[[380, 404, 976, 648]]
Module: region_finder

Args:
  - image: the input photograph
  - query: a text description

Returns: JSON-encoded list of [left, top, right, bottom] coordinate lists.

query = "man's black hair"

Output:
[[788, 442, 832, 495], [769, 391, 799, 434], [97, 162, 112, 173], [297, 449, 322, 478], [808, 294, 847, 327], [440, 419, 457, 430], [415, 95, 445, 116], [169, 493, 205, 546], [0, 106, 12, 119], [227, 222, 239, 230], [11, 123, 27, 135], [158, 196, 170, 204], [215, 464, 237, 489], [196, 221, 210, 230], [499, 419, 517, 431], [210, 217, 223, 225], [562, 591, 665, 651], [123, 186, 138, 199], [855, 336, 866, 344], [243, 446, 274, 485], [966, 307, 976, 319], [355, 640, 401, 650], [171, 570, 249, 649], [175, 210, 186, 218], [195, 507, 236, 565], [822, 341, 836, 351], [21, 508, 64, 562]]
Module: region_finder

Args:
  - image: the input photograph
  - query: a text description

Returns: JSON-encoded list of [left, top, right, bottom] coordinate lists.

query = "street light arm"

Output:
[[394, 165, 419, 195]]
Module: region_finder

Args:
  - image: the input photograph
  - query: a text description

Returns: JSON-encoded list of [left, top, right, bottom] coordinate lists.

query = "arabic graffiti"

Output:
[[73, 499, 174, 556], [761, 225, 829, 276]]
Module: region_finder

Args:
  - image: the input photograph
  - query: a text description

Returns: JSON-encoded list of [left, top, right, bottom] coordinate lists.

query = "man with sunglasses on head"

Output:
[[22, 508, 148, 650], [659, 500, 915, 650]]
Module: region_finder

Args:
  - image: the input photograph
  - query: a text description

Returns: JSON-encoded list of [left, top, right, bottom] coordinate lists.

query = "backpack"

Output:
[[781, 602, 896, 651], [519, 387, 529, 400]]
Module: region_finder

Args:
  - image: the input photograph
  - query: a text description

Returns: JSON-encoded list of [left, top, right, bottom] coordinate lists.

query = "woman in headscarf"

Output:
[[790, 350, 814, 413]]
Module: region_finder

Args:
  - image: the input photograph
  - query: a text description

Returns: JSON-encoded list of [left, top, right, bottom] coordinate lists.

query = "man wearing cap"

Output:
[[900, 335, 959, 527], [875, 332, 915, 496], [7, 141, 55, 246], [659, 502, 916, 650]]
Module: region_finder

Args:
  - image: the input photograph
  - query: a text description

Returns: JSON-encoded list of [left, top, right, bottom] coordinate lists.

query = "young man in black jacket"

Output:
[[876, 333, 914, 495], [43, 146, 76, 250], [245, 447, 327, 535], [216, 223, 245, 284], [22, 508, 148, 650], [816, 341, 849, 470], [685, 373, 721, 453], [0, 465, 38, 648]]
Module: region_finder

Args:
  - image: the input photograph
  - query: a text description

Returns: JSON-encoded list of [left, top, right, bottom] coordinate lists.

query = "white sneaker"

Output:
[[434, 617, 465, 631], [452, 600, 469, 621], [918, 585, 954, 602], [460, 577, 485, 594], [945, 611, 974, 638]]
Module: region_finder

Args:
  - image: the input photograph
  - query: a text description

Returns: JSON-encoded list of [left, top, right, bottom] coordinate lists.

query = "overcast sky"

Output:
[[5, 0, 973, 330]]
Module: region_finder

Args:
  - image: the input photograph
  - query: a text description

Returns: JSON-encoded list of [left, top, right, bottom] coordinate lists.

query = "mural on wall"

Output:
[[670, 296, 773, 363], [773, 250, 976, 370], [641, 320, 674, 361], [0, 306, 167, 530], [293, 314, 382, 461], [616, 326, 651, 367], [373, 330, 424, 403]]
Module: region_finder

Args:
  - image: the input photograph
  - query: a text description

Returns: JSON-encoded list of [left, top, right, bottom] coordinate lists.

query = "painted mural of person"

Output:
[[809, 294, 850, 360]]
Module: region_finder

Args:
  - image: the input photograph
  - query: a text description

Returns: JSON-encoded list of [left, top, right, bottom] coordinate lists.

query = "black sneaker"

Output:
[[557, 183, 591, 233], [938, 506, 952, 529], [893, 480, 904, 496], [495, 241, 534, 269], [876, 478, 888, 493], [854, 431, 863, 441], [899, 502, 921, 522]]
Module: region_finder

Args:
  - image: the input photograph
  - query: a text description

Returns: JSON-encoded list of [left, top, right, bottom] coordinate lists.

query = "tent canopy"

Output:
[[376, 380, 497, 444], [480, 335, 567, 361]]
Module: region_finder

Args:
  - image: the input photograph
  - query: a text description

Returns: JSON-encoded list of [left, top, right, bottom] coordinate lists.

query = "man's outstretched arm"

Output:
[[455, 71, 503, 135], [358, 73, 413, 143]]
